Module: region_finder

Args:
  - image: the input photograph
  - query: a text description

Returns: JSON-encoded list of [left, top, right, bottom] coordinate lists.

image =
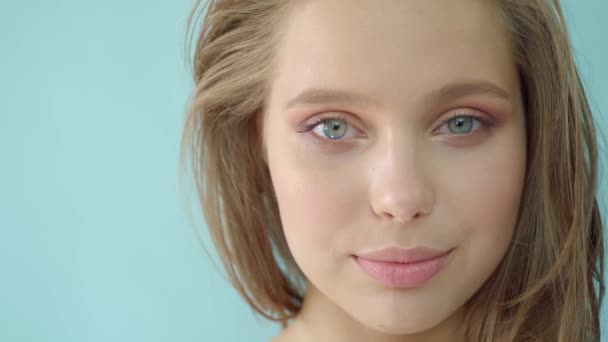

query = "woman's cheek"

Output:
[[271, 156, 359, 267], [442, 135, 524, 261]]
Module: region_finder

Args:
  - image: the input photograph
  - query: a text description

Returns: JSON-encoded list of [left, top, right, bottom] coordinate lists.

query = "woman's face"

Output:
[[264, 0, 526, 336]]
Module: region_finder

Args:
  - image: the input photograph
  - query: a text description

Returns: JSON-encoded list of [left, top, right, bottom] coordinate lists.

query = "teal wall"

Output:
[[0, 1, 606, 341]]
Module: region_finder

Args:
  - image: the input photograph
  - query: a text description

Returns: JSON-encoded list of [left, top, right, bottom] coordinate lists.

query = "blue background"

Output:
[[0, 1, 606, 341]]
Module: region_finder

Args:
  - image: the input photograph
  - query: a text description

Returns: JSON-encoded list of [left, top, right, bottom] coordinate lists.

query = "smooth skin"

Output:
[[264, 0, 527, 341]]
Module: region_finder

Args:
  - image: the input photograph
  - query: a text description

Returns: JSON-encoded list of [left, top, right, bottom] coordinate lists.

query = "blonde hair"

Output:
[[179, 0, 606, 340]]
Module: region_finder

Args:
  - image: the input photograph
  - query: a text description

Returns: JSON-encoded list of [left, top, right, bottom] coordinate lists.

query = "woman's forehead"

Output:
[[270, 0, 518, 113]]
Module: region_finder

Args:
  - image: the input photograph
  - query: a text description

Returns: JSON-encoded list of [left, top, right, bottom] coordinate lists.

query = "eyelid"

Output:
[[297, 112, 364, 138], [433, 110, 494, 135]]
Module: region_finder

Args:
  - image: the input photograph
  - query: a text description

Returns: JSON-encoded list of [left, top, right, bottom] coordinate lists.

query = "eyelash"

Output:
[[296, 112, 493, 142], [297, 113, 350, 135], [434, 112, 492, 135]]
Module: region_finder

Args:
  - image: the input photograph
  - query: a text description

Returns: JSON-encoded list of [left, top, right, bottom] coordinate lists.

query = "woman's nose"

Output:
[[369, 140, 434, 225]]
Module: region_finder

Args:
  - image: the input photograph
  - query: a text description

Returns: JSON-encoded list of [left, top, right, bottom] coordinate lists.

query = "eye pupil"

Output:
[[448, 116, 473, 134], [324, 119, 347, 139]]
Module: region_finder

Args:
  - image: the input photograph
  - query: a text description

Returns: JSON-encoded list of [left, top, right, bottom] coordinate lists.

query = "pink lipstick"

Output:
[[353, 246, 453, 288]]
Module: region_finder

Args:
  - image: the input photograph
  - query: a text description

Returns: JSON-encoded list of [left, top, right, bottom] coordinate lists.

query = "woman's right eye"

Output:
[[297, 114, 362, 142], [313, 118, 349, 139]]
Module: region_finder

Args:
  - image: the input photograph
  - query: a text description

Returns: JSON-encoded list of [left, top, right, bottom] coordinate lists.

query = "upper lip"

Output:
[[355, 246, 452, 263]]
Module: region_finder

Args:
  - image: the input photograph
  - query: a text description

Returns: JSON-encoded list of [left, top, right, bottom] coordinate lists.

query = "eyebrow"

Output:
[[284, 80, 511, 110], [285, 87, 379, 110]]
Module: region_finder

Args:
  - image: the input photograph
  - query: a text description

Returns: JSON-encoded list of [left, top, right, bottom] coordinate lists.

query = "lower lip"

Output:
[[353, 249, 453, 288]]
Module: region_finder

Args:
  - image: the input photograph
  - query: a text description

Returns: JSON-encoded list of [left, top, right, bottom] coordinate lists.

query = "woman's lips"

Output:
[[353, 247, 454, 288], [355, 246, 451, 263]]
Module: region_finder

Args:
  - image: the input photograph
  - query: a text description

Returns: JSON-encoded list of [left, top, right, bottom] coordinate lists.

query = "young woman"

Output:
[[180, 0, 605, 340]]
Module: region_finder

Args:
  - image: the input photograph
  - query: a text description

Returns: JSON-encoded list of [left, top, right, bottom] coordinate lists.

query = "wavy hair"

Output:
[[179, 0, 606, 340]]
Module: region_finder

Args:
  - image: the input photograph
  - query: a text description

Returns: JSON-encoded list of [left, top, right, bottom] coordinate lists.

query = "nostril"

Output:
[[379, 209, 428, 225]]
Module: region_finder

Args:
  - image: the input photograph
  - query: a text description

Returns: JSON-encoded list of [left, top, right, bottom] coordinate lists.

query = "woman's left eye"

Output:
[[434, 114, 488, 136]]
